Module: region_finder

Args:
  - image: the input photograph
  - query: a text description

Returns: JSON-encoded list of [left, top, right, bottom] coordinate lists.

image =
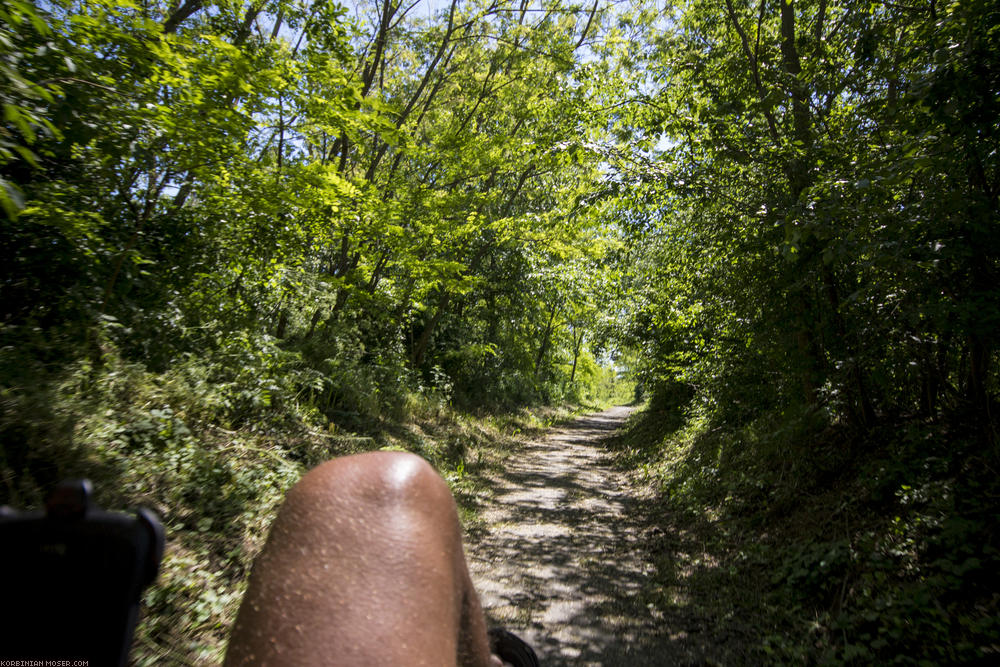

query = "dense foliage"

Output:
[[611, 0, 1000, 662], [1, 0, 997, 663], [1, 0, 623, 417], [620, 0, 999, 429]]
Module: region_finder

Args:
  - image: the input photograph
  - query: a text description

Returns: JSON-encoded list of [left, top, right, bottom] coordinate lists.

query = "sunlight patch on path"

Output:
[[465, 406, 675, 666]]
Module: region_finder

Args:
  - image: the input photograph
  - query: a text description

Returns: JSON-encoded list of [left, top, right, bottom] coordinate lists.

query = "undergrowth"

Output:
[[0, 334, 624, 665], [611, 387, 1000, 664]]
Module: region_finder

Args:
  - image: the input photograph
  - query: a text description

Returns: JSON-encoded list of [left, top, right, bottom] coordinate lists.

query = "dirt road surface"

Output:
[[465, 406, 677, 666]]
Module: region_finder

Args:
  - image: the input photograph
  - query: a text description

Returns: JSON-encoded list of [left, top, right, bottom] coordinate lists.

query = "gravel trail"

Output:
[[465, 406, 675, 666]]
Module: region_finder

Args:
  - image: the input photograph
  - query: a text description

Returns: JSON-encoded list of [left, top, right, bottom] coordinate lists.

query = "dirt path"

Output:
[[465, 406, 675, 666]]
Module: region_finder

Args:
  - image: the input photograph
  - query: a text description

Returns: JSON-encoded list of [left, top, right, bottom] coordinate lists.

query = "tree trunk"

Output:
[[534, 304, 558, 377], [304, 308, 323, 340], [275, 308, 289, 339], [569, 326, 584, 383], [411, 291, 450, 369]]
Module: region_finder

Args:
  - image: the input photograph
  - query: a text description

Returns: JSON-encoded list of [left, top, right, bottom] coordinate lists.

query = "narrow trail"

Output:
[[465, 406, 675, 666]]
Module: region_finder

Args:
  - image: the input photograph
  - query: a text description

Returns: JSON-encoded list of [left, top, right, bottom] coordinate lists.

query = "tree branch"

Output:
[[163, 0, 203, 34], [724, 0, 780, 143]]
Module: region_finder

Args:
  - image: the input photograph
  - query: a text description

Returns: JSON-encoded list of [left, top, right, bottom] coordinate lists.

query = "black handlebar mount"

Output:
[[0, 480, 165, 666]]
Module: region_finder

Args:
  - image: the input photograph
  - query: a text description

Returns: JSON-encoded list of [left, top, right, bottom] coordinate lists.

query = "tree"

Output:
[[615, 0, 998, 429]]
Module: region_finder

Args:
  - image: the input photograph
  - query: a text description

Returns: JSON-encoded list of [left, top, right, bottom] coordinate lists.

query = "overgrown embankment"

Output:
[[2, 8, 632, 663], [610, 394, 1000, 664], [0, 337, 628, 665]]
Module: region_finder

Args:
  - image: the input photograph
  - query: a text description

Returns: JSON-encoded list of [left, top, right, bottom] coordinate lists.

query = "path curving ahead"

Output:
[[465, 406, 671, 666]]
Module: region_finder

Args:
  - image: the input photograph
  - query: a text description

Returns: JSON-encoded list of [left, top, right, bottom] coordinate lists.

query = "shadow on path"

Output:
[[466, 406, 706, 666]]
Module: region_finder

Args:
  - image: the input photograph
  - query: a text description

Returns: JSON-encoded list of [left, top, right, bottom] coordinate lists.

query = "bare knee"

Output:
[[289, 450, 455, 520], [226, 451, 474, 666]]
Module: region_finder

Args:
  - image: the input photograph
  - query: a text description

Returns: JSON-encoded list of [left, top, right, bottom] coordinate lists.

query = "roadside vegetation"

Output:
[[1, 0, 631, 661], [612, 390, 999, 664], [3, 333, 629, 664], [606, 0, 999, 661]]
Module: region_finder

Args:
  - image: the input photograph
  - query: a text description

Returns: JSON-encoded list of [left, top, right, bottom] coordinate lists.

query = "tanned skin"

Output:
[[224, 451, 505, 666]]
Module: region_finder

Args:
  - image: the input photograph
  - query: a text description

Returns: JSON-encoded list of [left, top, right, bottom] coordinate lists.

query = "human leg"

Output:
[[224, 451, 494, 666]]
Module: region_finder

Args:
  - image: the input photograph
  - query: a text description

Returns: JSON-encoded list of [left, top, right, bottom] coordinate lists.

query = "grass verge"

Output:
[[0, 344, 617, 665], [608, 400, 1000, 664]]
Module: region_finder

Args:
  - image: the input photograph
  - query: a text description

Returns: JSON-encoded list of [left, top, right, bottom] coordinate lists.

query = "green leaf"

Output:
[[0, 177, 24, 217], [3, 103, 36, 143]]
